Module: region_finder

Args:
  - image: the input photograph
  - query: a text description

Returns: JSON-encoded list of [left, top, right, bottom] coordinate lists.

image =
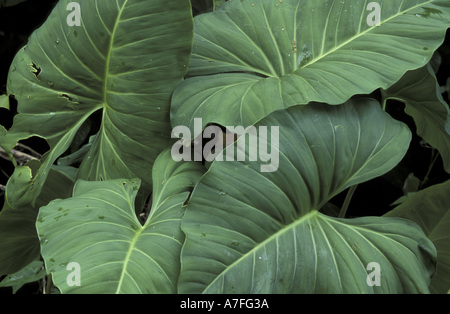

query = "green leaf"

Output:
[[382, 64, 450, 173], [36, 149, 205, 293], [172, 0, 450, 135], [0, 94, 9, 110], [385, 180, 450, 294], [0, 201, 40, 277], [0, 126, 8, 155], [390, 173, 421, 206], [0, 261, 45, 294], [5, 0, 194, 205], [179, 99, 436, 294], [0, 163, 76, 276]]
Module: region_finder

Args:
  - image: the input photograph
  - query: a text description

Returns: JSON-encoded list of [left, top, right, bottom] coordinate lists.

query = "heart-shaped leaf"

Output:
[[385, 180, 450, 294], [36, 149, 205, 293], [179, 99, 437, 293], [172, 0, 450, 135], [4, 0, 194, 205], [382, 64, 450, 173]]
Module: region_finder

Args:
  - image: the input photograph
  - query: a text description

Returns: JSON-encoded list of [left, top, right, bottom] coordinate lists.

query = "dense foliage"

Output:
[[0, 0, 449, 294]]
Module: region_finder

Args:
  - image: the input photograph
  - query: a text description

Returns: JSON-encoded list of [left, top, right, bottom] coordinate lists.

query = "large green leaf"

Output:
[[179, 99, 437, 294], [4, 0, 194, 205], [385, 180, 450, 294], [172, 0, 450, 135], [0, 163, 76, 276], [382, 64, 450, 173], [36, 149, 205, 293]]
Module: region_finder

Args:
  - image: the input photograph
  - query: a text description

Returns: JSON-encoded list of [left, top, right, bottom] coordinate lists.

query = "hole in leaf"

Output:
[[138, 193, 152, 225], [29, 62, 41, 79], [0, 95, 17, 129], [59, 93, 78, 103], [18, 137, 49, 160]]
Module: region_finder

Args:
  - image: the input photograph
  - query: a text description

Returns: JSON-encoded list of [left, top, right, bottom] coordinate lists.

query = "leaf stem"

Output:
[[338, 185, 358, 218], [420, 150, 440, 188], [7, 152, 18, 168], [43, 274, 52, 294]]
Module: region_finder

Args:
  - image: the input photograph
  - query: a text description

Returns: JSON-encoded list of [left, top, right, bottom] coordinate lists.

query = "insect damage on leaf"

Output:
[[59, 93, 79, 104], [28, 61, 41, 80]]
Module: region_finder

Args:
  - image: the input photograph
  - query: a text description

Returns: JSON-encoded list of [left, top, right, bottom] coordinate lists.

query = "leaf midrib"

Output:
[[102, 1, 128, 107], [115, 226, 144, 294], [99, 0, 141, 293], [202, 209, 319, 293], [93, 0, 129, 182], [299, 0, 435, 73]]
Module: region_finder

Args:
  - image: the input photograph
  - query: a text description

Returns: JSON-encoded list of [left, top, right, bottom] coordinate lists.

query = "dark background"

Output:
[[0, 0, 449, 293]]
